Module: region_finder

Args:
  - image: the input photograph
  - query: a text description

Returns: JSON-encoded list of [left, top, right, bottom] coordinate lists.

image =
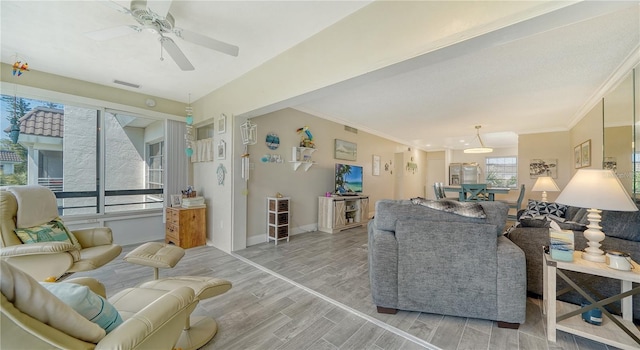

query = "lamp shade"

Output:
[[555, 169, 637, 211], [531, 176, 560, 192]]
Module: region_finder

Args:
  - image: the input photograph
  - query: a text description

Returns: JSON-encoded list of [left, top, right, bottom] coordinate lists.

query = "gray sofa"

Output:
[[506, 204, 640, 323], [368, 199, 526, 328]]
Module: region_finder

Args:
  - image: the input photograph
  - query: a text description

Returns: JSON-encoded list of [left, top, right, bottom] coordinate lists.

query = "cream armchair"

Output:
[[1, 260, 197, 350], [0, 185, 121, 281]]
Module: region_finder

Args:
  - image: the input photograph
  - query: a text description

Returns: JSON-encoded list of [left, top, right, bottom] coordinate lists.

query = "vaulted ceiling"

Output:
[[1, 1, 638, 150]]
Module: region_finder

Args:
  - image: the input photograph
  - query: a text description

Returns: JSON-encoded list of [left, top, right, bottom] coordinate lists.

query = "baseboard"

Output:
[[246, 223, 318, 247]]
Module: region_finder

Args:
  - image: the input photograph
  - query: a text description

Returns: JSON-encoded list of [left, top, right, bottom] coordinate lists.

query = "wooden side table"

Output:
[[165, 206, 206, 249], [543, 250, 640, 349]]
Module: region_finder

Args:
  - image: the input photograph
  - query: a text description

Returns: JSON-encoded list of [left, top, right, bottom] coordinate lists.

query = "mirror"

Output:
[[603, 65, 639, 202]]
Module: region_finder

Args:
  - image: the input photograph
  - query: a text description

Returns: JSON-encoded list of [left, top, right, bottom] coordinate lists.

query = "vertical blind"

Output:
[[165, 119, 188, 207]]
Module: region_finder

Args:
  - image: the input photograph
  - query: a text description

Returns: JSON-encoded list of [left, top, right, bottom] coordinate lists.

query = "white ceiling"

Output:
[[1, 1, 639, 151]]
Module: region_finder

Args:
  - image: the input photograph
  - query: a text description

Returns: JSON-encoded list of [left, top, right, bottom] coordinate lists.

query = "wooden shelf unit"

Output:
[[165, 206, 206, 249], [267, 197, 290, 245], [318, 195, 369, 234]]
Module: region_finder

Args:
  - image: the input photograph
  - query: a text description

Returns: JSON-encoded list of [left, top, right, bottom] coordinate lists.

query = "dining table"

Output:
[[444, 186, 510, 201]]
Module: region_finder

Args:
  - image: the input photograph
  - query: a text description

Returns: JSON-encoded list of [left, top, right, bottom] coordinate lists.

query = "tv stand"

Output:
[[318, 195, 369, 233]]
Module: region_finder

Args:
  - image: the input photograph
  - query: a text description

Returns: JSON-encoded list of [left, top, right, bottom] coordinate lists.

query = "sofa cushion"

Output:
[[375, 199, 507, 236], [41, 282, 123, 333], [601, 205, 640, 242], [519, 217, 587, 231], [521, 200, 568, 218]]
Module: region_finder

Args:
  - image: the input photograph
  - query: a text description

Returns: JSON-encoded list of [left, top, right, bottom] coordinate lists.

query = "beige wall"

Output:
[[517, 131, 571, 203], [245, 108, 426, 245], [570, 99, 603, 174], [426, 151, 446, 200]]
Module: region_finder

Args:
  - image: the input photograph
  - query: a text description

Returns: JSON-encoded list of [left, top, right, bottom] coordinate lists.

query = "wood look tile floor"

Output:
[[75, 227, 627, 350]]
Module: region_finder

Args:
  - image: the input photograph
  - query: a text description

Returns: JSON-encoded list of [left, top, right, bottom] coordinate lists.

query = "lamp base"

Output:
[[581, 251, 606, 263], [581, 208, 606, 263]]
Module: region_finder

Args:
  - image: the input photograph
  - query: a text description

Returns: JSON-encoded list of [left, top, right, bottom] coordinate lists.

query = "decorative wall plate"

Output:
[[266, 132, 280, 150]]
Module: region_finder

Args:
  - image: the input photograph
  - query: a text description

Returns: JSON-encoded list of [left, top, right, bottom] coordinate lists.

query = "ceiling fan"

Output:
[[86, 0, 239, 71]]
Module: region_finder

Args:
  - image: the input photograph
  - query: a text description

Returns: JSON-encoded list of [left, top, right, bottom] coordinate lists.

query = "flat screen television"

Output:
[[335, 163, 363, 195]]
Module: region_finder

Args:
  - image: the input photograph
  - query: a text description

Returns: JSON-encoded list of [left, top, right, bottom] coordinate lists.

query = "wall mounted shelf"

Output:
[[290, 147, 316, 171]]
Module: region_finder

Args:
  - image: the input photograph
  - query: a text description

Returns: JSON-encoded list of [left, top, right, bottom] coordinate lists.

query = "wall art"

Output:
[[529, 159, 558, 178], [217, 140, 226, 160], [218, 113, 227, 134], [372, 155, 380, 176], [580, 139, 591, 168], [334, 139, 357, 161]]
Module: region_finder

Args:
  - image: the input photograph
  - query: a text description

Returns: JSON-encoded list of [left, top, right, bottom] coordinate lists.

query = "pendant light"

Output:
[[464, 125, 493, 154]]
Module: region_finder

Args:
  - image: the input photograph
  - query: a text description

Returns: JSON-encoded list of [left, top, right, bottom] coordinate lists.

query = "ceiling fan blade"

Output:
[[146, 0, 172, 18], [160, 37, 194, 71], [85, 25, 140, 41], [96, 0, 132, 14], [174, 27, 239, 57]]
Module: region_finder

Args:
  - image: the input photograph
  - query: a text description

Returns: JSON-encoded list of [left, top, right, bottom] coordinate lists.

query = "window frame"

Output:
[[1, 88, 174, 217], [485, 156, 518, 189]]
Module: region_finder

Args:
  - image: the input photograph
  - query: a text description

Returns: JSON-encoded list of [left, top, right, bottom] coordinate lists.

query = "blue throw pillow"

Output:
[[40, 282, 123, 333]]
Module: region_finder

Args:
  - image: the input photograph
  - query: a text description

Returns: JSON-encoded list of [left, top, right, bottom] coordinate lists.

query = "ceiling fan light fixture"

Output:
[[464, 125, 493, 154]]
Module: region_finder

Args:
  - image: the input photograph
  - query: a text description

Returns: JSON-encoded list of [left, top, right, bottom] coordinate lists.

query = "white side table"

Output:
[[543, 250, 640, 349]]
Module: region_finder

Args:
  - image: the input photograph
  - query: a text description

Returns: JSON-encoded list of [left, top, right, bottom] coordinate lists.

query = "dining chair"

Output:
[[461, 183, 490, 201], [434, 182, 452, 200], [503, 184, 525, 221], [433, 183, 443, 199]]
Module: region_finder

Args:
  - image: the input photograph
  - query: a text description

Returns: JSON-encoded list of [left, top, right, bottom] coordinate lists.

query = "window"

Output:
[[1, 94, 165, 215], [634, 152, 640, 200], [486, 156, 518, 188], [147, 140, 164, 198]]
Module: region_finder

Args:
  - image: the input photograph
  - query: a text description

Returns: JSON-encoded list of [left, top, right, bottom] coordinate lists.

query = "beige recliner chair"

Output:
[[0, 185, 121, 281], [1, 260, 198, 350]]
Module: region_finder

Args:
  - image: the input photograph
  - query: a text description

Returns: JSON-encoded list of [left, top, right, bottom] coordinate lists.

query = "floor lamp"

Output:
[[555, 169, 638, 262]]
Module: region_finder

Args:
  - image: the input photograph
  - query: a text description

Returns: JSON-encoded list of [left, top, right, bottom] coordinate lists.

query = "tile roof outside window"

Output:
[[0, 150, 21, 162], [17, 107, 64, 138]]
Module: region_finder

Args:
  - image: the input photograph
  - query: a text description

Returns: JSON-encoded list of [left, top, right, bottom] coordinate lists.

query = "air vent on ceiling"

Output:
[[113, 80, 141, 89], [344, 125, 358, 134]]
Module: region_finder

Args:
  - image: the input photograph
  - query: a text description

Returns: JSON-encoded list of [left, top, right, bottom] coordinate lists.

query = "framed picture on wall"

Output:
[[372, 155, 380, 176], [574, 144, 582, 169], [218, 114, 227, 134], [529, 159, 558, 178], [581, 139, 591, 168], [217, 140, 226, 160], [335, 139, 357, 161]]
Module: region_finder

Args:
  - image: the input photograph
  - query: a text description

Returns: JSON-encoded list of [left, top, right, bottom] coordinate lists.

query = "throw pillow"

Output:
[[41, 282, 123, 333], [15, 217, 80, 250], [0, 260, 106, 343], [521, 199, 568, 218], [519, 217, 587, 231], [410, 197, 486, 218]]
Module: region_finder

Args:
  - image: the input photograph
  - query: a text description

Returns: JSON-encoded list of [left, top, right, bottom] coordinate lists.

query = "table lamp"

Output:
[[555, 169, 638, 262], [531, 176, 560, 202]]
